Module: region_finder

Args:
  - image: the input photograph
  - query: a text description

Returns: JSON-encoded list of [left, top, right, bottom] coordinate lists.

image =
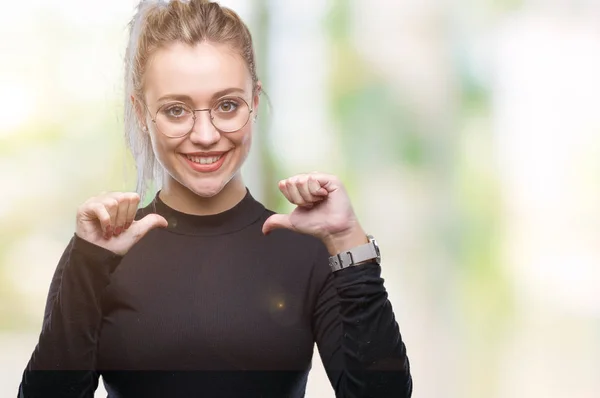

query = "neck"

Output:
[[158, 173, 247, 216]]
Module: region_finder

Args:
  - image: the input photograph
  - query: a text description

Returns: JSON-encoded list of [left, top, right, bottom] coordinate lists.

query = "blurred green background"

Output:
[[1, 0, 600, 397]]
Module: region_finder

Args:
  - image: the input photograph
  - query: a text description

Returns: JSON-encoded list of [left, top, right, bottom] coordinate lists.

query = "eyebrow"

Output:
[[156, 87, 247, 103]]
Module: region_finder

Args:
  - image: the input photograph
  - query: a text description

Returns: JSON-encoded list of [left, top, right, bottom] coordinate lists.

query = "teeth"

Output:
[[186, 155, 222, 165]]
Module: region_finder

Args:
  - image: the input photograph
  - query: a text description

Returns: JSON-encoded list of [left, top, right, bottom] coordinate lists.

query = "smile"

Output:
[[181, 151, 229, 173], [185, 154, 222, 165]]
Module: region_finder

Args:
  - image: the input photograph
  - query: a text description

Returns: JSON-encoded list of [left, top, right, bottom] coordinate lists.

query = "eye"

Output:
[[216, 99, 239, 113], [163, 104, 189, 118]]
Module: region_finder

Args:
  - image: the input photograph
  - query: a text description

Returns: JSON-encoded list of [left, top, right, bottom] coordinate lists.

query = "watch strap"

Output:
[[329, 239, 379, 272]]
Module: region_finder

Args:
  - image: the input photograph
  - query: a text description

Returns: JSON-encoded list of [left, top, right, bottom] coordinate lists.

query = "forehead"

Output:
[[143, 41, 252, 103]]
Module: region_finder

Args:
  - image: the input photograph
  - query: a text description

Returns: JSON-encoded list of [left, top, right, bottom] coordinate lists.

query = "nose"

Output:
[[188, 110, 220, 146]]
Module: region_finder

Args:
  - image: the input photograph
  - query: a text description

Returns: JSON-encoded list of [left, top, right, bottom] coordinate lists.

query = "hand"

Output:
[[262, 173, 368, 254], [75, 192, 168, 256]]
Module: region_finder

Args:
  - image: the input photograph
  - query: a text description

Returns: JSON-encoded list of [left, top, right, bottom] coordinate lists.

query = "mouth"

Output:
[[181, 151, 229, 173], [184, 154, 223, 165]]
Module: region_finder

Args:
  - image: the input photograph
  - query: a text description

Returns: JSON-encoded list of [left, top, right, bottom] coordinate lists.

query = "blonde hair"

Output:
[[124, 0, 259, 197]]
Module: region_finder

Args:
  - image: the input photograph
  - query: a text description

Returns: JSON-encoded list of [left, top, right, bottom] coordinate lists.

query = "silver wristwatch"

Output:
[[329, 234, 381, 272]]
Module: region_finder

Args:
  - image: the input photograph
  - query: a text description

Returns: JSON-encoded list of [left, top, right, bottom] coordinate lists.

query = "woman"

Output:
[[19, 1, 412, 397]]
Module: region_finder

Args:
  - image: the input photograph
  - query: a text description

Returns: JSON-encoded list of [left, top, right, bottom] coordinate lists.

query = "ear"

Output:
[[252, 81, 262, 115], [131, 95, 148, 132]]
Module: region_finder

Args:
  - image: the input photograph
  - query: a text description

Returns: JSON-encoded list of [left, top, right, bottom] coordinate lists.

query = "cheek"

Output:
[[237, 127, 253, 153], [242, 132, 252, 150], [148, 131, 180, 163]]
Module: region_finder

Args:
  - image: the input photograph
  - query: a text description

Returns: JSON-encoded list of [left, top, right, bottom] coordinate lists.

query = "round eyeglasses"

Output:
[[146, 96, 253, 138]]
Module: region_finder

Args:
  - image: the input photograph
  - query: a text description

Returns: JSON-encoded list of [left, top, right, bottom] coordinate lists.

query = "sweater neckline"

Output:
[[145, 188, 267, 236]]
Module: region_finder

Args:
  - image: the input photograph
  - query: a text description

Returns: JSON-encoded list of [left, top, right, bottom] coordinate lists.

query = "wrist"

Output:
[[322, 225, 368, 256]]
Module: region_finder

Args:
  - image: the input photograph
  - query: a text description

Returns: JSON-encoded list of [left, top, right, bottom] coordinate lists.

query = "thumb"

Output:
[[128, 214, 168, 242], [262, 213, 294, 235]]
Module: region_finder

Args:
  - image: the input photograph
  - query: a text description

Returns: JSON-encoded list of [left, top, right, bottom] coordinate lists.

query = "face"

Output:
[[137, 41, 259, 199]]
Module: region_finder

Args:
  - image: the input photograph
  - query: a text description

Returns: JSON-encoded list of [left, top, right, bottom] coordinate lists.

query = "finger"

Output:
[[99, 196, 119, 235], [284, 178, 306, 206], [278, 179, 293, 203], [262, 213, 294, 235], [308, 174, 328, 196], [298, 175, 325, 203], [85, 202, 112, 236], [308, 172, 338, 193], [295, 176, 314, 203], [127, 214, 168, 243], [110, 194, 130, 236], [124, 193, 141, 230]]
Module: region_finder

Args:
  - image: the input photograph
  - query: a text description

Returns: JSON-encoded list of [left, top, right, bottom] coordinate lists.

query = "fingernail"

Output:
[[124, 222, 131, 230], [106, 226, 112, 235], [114, 227, 122, 235]]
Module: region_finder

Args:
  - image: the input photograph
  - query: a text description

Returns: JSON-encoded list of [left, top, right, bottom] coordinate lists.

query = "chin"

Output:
[[186, 172, 240, 198], [186, 181, 226, 198]]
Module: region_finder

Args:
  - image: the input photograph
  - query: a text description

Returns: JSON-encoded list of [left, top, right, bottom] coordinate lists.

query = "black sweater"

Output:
[[19, 189, 412, 397]]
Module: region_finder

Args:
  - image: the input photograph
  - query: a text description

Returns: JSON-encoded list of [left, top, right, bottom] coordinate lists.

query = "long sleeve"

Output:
[[18, 234, 122, 398], [313, 245, 412, 398]]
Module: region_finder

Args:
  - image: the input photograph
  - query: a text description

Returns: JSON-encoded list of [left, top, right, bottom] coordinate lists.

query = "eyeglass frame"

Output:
[[141, 95, 255, 138]]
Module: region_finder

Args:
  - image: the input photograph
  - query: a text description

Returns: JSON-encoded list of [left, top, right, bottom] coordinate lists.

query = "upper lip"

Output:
[[183, 151, 229, 157]]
